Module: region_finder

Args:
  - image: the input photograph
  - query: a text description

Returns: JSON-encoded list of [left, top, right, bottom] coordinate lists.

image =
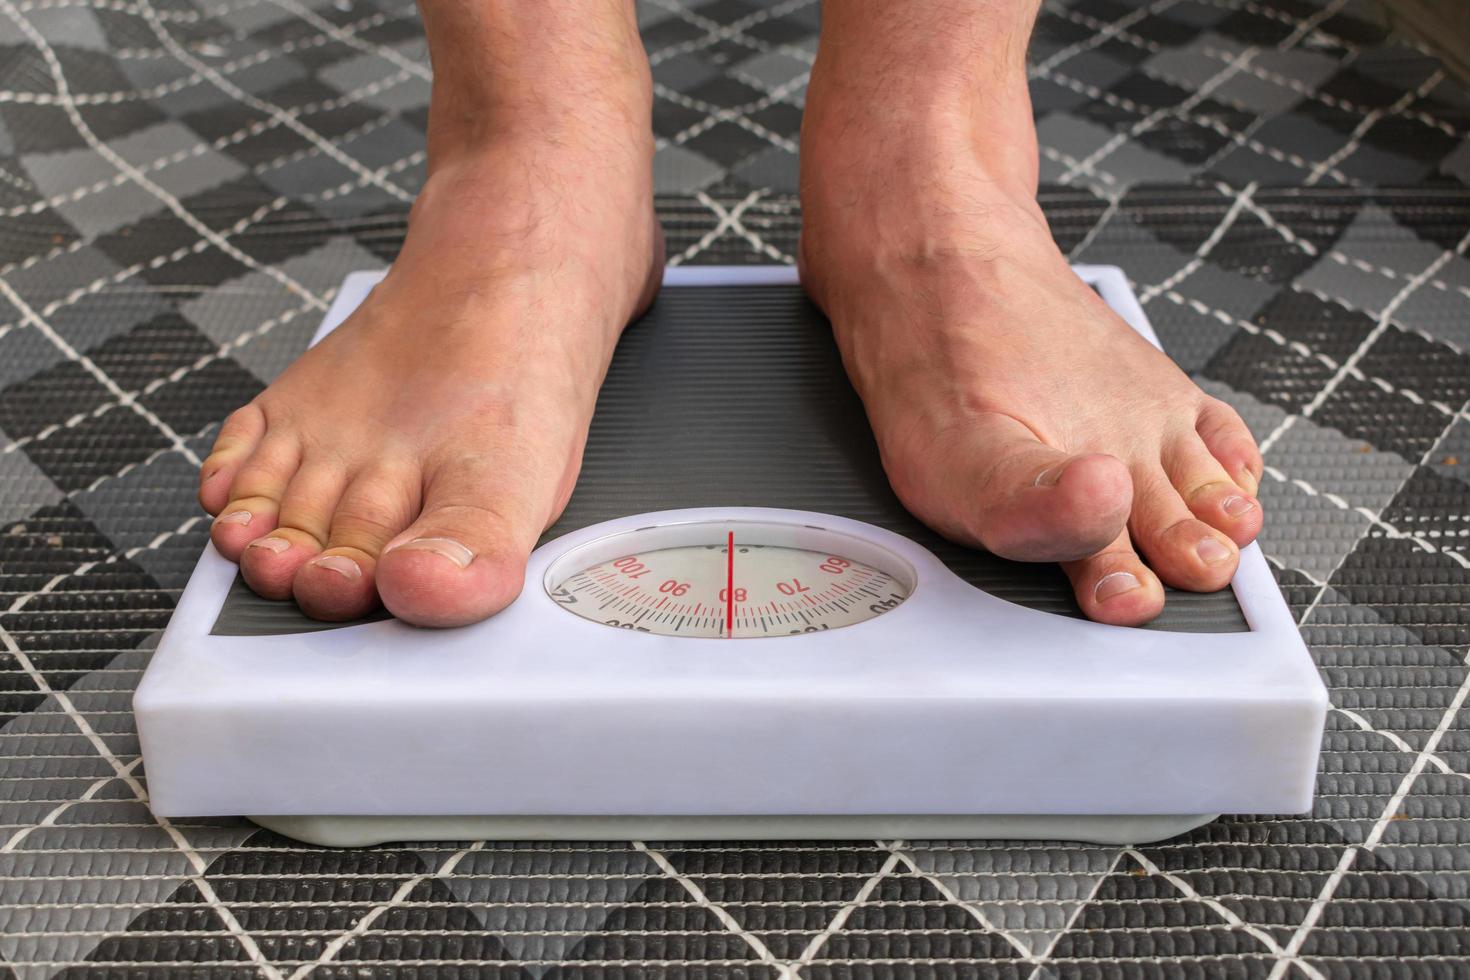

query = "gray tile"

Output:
[[256, 149, 356, 202], [1196, 376, 1291, 443], [730, 143, 797, 193], [1298, 204, 1444, 319], [1072, 211, 1198, 289], [216, 0, 299, 35], [1148, 290, 1245, 374], [0, 434, 64, 525], [1266, 412, 1417, 516], [336, 115, 424, 170], [1441, 137, 1470, 185], [731, 49, 809, 93], [1143, 32, 1247, 91], [22, 123, 245, 238], [653, 143, 723, 193], [72, 449, 200, 555], [1394, 275, 1470, 353], [320, 50, 431, 112], [653, 51, 722, 91], [1257, 466, 1373, 583], [436, 844, 660, 966], [28, 7, 109, 52], [904, 841, 1118, 957], [1093, 138, 1197, 190], [1036, 112, 1118, 166], [1175, 259, 1279, 320], [1427, 416, 1470, 487]]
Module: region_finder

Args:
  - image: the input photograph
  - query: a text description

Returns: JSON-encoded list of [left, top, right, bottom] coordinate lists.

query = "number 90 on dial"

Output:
[[542, 519, 915, 639]]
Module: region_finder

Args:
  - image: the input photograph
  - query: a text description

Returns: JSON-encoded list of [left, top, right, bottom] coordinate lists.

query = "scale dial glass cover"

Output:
[[545, 522, 912, 638]]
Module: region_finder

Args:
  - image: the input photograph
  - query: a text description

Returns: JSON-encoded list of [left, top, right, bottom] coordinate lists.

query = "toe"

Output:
[[209, 436, 299, 560], [1128, 468, 1239, 592], [376, 458, 544, 628], [1197, 398, 1263, 496], [1062, 528, 1165, 626], [238, 463, 344, 600], [199, 405, 265, 515], [292, 465, 421, 621], [1162, 432, 1263, 548], [933, 413, 1133, 563]]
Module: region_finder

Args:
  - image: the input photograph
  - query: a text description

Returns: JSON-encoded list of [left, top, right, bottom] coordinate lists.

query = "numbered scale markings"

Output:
[[547, 532, 910, 638]]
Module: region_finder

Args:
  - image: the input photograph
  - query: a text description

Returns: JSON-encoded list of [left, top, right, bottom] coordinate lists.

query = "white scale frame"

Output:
[[135, 265, 1328, 847]]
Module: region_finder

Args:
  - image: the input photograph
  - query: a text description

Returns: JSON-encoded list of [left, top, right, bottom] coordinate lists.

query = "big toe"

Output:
[[374, 459, 546, 627], [922, 414, 1132, 562], [378, 526, 529, 628]]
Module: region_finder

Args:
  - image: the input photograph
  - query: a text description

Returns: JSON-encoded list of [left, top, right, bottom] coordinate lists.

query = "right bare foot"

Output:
[[197, 3, 661, 626]]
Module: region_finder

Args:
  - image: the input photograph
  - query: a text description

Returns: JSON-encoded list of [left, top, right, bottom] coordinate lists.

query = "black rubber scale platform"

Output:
[[215, 283, 1246, 635]]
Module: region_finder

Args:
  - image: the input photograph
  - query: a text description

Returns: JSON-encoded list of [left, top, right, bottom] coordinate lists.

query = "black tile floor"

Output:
[[0, 0, 1468, 976]]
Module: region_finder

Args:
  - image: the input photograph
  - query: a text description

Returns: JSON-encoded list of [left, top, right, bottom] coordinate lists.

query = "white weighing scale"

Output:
[[135, 265, 1327, 847]]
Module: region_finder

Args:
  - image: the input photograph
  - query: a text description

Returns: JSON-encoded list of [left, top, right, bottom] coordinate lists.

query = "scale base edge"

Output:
[[250, 812, 1220, 847]]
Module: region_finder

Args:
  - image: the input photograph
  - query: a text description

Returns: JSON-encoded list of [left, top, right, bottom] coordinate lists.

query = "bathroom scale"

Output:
[[135, 265, 1327, 847]]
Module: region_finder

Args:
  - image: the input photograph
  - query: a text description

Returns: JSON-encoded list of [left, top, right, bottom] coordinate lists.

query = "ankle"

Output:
[[802, 0, 1041, 201], [420, 0, 652, 170]]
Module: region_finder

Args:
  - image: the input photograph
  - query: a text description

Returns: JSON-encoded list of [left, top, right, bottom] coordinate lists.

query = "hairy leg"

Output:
[[200, 0, 662, 625], [799, 0, 1263, 625]]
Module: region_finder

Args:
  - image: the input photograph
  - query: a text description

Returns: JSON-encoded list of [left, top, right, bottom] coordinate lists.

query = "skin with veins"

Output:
[[199, 0, 1264, 629]]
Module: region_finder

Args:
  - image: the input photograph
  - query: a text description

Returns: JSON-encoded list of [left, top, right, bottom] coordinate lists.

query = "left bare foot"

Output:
[[798, 5, 1264, 626]]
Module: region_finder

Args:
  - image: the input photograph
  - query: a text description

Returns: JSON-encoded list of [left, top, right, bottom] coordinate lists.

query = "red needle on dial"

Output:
[[726, 530, 734, 638]]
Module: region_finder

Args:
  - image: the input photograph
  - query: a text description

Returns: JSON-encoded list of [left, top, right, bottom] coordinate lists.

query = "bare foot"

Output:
[[798, 9, 1263, 626], [198, 2, 661, 626]]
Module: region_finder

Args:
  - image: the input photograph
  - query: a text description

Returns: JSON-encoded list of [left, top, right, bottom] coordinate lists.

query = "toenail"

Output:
[[1033, 462, 1065, 487], [1196, 537, 1232, 564], [1094, 571, 1141, 602], [216, 510, 252, 526], [389, 536, 474, 568], [310, 555, 361, 579], [1222, 495, 1256, 517], [247, 536, 290, 554]]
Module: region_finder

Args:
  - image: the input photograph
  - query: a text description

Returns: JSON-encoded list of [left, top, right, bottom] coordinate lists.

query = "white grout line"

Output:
[[0, 0, 330, 314], [644, 0, 816, 69], [659, 72, 808, 156], [632, 840, 788, 970], [0, 64, 416, 222], [1266, 655, 1470, 979], [1065, 192, 1124, 260], [0, 757, 143, 853], [1029, 0, 1180, 79], [0, 276, 203, 468], [1060, 46, 1261, 185], [786, 846, 904, 975], [0, 7, 402, 106], [1137, 181, 1258, 306], [0, 620, 286, 980], [885, 843, 1042, 965], [135, 0, 416, 204], [264, 0, 430, 82], [6, 515, 207, 615], [1282, 232, 1470, 625], [1256, 464, 1469, 570], [1329, 707, 1463, 779], [673, 189, 767, 265], [1037, 64, 1354, 186], [287, 842, 486, 980], [1124, 848, 1320, 974], [1259, 225, 1470, 457], [1023, 849, 1125, 979], [1275, 0, 1349, 51], [1305, 69, 1445, 187], [1196, 43, 1461, 140]]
